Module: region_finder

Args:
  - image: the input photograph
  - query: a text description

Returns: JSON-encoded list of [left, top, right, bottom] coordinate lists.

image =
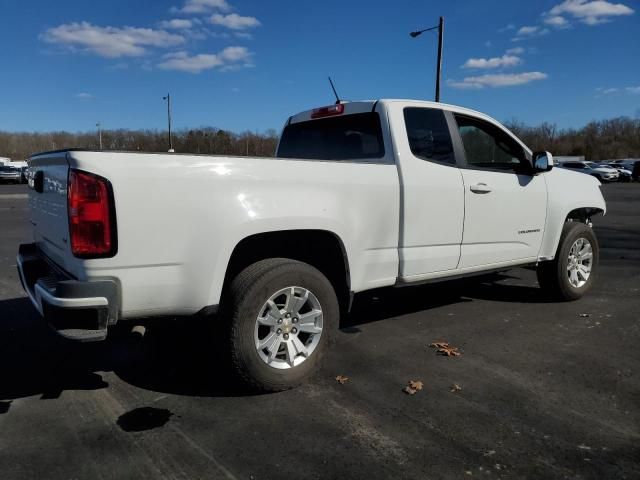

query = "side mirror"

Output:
[[533, 151, 554, 173]]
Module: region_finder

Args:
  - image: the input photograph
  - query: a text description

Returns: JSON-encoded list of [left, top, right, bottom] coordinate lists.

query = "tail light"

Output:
[[311, 103, 344, 119], [68, 169, 116, 258]]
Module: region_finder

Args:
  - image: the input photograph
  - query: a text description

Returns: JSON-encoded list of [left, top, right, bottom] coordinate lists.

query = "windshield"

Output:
[[277, 112, 385, 161]]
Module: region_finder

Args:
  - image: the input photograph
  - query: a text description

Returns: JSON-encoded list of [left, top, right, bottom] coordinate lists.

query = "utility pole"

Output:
[[435, 16, 444, 103], [162, 93, 174, 152], [96, 122, 103, 150], [410, 16, 445, 102]]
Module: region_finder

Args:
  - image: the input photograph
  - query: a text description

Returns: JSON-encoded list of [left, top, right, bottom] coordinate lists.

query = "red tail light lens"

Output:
[[311, 103, 344, 119], [68, 170, 116, 257]]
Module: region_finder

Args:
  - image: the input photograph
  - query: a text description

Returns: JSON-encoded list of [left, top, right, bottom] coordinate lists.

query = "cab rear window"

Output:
[[277, 112, 385, 161]]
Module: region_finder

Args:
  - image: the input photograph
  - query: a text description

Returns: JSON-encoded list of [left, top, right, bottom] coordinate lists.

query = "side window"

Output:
[[403, 107, 455, 165], [454, 114, 527, 172]]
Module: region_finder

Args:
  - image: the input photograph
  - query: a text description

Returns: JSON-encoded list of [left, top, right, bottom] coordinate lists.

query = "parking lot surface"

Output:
[[0, 183, 639, 479]]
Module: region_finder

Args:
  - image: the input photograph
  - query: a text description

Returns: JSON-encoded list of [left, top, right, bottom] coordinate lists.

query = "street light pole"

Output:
[[96, 122, 102, 150], [435, 16, 444, 103], [410, 16, 445, 102], [162, 93, 174, 152]]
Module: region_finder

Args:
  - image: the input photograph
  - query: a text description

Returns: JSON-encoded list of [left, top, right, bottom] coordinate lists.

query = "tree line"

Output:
[[0, 128, 280, 160], [1, 116, 639, 161], [503, 116, 640, 160]]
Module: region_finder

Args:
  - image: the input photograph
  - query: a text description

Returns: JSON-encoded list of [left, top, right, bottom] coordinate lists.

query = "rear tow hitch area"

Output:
[[16, 243, 119, 342]]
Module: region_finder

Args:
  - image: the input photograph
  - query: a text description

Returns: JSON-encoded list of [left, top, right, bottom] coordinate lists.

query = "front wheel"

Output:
[[221, 258, 339, 392], [537, 222, 599, 301]]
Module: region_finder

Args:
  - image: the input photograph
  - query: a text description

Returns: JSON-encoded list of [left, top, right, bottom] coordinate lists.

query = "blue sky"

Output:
[[0, 0, 638, 133]]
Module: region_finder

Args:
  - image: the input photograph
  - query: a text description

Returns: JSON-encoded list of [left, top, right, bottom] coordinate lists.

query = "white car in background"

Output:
[[560, 161, 618, 182], [0, 165, 23, 184], [585, 162, 620, 182], [603, 163, 633, 182]]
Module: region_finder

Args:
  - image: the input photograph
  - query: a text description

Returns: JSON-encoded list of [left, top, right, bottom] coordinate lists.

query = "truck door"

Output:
[[389, 105, 465, 279], [452, 114, 547, 268]]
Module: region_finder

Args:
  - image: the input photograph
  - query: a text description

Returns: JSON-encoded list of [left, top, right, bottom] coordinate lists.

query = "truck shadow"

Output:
[[346, 270, 548, 328], [0, 272, 547, 404]]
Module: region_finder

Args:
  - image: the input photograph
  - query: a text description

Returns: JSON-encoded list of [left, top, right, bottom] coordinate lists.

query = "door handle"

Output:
[[470, 183, 492, 194]]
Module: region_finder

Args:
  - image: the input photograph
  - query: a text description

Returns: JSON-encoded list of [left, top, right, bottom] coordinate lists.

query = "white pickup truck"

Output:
[[18, 99, 606, 391]]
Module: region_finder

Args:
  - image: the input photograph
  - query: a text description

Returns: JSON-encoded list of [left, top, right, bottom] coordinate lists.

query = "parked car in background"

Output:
[[0, 165, 22, 184], [585, 162, 619, 182], [560, 161, 618, 182], [602, 163, 632, 182], [620, 160, 640, 181], [19, 166, 29, 183]]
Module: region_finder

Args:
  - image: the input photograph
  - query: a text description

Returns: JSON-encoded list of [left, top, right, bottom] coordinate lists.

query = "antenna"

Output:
[[328, 76, 341, 104]]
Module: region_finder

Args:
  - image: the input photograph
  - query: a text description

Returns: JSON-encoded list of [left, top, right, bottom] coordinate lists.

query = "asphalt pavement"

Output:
[[0, 182, 638, 479]]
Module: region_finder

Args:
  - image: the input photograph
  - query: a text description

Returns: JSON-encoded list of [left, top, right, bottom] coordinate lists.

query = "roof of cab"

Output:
[[289, 99, 500, 126], [287, 99, 531, 154]]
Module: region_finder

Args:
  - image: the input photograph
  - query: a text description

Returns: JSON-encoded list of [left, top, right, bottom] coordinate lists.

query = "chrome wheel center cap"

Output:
[[281, 318, 293, 334]]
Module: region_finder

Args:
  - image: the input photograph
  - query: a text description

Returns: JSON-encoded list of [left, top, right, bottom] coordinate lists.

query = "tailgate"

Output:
[[28, 151, 72, 271]]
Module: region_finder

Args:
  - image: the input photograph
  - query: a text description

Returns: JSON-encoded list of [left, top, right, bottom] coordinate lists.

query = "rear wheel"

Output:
[[537, 222, 599, 301], [222, 258, 339, 392]]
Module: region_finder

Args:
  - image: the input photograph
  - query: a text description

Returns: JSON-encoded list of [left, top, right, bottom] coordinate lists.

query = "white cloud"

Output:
[[172, 0, 231, 14], [234, 32, 253, 39], [512, 25, 549, 41], [158, 46, 252, 73], [597, 86, 640, 95], [505, 47, 524, 55], [462, 54, 522, 69], [219, 46, 250, 61], [548, 0, 634, 25], [544, 15, 570, 27], [517, 26, 539, 35], [159, 19, 193, 29], [498, 23, 516, 32], [448, 72, 548, 89], [209, 13, 260, 29], [42, 22, 185, 58], [75, 92, 94, 99]]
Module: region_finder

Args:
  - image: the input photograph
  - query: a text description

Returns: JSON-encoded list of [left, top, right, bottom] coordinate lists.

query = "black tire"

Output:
[[537, 222, 599, 301], [221, 258, 339, 392]]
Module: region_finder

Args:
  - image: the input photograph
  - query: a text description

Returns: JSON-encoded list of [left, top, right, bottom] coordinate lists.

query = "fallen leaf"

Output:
[[403, 380, 424, 395], [429, 341, 461, 356], [440, 346, 461, 356], [335, 375, 349, 385], [450, 383, 462, 393]]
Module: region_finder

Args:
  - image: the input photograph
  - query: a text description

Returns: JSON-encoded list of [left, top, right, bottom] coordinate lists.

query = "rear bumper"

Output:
[[16, 243, 119, 341]]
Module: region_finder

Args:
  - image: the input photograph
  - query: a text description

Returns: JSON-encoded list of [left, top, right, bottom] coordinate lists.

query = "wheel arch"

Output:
[[538, 205, 605, 261], [215, 229, 352, 313], [565, 207, 605, 224]]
